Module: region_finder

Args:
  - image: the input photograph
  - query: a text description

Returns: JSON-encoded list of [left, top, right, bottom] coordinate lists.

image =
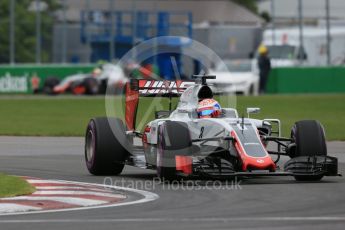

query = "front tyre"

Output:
[[157, 121, 192, 181], [291, 120, 327, 181], [85, 118, 130, 175]]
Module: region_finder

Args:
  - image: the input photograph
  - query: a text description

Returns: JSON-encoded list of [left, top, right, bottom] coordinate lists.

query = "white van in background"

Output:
[[258, 27, 345, 67]]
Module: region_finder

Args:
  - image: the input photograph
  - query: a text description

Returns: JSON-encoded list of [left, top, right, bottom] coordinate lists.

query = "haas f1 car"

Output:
[[85, 75, 340, 181]]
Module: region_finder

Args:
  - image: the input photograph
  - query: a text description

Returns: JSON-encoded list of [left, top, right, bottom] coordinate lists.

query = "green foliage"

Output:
[[232, 0, 258, 14], [260, 11, 271, 22], [0, 0, 60, 63]]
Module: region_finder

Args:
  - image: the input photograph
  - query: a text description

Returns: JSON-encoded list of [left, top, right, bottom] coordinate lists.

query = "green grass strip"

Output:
[[0, 94, 344, 140], [0, 174, 36, 198]]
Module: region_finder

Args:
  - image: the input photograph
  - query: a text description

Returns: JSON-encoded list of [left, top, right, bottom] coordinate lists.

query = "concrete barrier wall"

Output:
[[267, 67, 345, 94]]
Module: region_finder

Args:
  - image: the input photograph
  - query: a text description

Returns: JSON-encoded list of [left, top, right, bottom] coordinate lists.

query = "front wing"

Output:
[[178, 155, 340, 179]]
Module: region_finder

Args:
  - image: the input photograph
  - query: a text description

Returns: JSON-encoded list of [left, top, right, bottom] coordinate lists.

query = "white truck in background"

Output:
[[258, 27, 345, 67]]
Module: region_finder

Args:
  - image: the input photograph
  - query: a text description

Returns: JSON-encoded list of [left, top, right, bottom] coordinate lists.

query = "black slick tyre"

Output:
[[156, 121, 191, 181], [291, 120, 327, 181], [85, 117, 130, 175]]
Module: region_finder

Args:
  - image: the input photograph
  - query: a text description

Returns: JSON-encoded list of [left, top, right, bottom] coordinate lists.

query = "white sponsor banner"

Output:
[[0, 73, 28, 93]]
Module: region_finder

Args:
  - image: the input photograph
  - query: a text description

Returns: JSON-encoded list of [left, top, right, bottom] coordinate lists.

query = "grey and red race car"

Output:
[[43, 64, 128, 95], [84, 75, 340, 181]]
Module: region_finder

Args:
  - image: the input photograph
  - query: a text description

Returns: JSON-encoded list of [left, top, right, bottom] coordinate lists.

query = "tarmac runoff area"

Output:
[[0, 137, 344, 230]]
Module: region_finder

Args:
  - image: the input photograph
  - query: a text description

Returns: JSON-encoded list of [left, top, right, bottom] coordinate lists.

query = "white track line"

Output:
[[36, 186, 112, 192], [27, 180, 74, 184], [2, 196, 108, 206], [0, 179, 159, 216], [1, 216, 345, 223], [32, 191, 126, 198], [0, 204, 42, 213]]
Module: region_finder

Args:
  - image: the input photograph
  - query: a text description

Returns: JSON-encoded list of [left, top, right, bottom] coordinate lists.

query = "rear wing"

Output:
[[125, 79, 195, 130], [129, 79, 194, 95]]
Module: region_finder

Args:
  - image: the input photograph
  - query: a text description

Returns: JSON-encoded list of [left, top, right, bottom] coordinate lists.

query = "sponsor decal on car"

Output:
[[256, 159, 265, 163], [138, 80, 194, 95]]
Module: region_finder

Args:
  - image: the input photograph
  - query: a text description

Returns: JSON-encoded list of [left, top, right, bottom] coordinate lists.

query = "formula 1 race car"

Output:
[[44, 64, 127, 95], [84, 75, 340, 181]]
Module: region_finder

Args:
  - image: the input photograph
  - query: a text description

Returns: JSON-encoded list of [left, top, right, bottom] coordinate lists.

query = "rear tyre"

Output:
[[157, 121, 191, 181], [291, 120, 327, 181], [85, 117, 130, 175]]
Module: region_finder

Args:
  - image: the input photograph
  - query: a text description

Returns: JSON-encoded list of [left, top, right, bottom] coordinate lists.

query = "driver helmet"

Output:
[[92, 67, 102, 77], [197, 99, 221, 118]]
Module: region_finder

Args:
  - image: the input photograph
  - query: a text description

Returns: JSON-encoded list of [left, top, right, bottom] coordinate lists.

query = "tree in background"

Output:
[[232, 0, 271, 22], [260, 11, 271, 22], [232, 0, 258, 14], [0, 0, 60, 63]]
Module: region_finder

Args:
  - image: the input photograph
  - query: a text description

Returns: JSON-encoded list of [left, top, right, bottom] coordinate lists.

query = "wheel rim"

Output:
[[86, 130, 95, 163]]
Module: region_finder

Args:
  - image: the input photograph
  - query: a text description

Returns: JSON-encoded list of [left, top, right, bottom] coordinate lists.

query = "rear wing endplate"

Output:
[[125, 79, 194, 130]]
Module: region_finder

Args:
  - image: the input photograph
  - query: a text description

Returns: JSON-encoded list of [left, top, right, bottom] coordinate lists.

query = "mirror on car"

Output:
[[246, 107, 261, 117]]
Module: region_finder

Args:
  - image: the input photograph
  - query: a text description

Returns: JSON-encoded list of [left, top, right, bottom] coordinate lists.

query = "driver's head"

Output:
[[197, 99, 221, 118], [92, 67, 102, 77]]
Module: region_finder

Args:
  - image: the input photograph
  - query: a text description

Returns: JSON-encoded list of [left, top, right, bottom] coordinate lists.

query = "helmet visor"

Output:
[[198, 109, 214, 117]]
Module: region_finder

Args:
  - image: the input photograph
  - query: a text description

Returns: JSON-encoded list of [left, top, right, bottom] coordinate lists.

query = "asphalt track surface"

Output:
[[0, 136, 345, 230]]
